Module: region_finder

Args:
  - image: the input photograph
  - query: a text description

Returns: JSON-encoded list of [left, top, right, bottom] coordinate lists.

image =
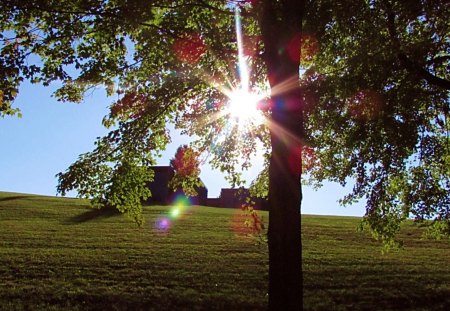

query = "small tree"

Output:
[[169, 144, 202, 197]]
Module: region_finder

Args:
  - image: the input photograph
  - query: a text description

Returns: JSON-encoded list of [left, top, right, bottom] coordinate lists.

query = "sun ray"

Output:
[[235, 7, 250, 93], [269, 75, 301, 98], [217, 7, 267, 128], [175, 6, 269, 146]]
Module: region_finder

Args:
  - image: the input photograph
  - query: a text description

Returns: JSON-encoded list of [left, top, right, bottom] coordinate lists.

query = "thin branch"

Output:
[[385, 5, 450, 90], [427, 55, 450, 66], [139, 22, 182, 39], [153, 0, 234, 15], [398, 53, 450, 90]]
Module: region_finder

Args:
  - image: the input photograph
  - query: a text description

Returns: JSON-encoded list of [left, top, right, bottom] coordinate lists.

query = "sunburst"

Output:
[[226, 88, 265, 127], [222, 7, 266, 129]]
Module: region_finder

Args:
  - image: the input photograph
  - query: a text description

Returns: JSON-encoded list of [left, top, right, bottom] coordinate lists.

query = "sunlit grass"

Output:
[[0, 192, 449, 310]]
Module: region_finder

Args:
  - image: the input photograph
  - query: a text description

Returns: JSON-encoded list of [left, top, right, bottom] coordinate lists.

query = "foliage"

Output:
[[56, 110, 169, 224], [241, 203, 266, 241], [301, 0, 450, 245], [169, 144, 202, 197]]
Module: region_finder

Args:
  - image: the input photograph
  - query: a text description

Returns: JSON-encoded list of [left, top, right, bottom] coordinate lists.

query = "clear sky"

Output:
[[0, 81, 366, 217]]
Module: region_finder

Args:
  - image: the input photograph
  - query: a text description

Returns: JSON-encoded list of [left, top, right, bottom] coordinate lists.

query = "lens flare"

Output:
[[173, 33, 206, 64], [174, 194, 192, 206], [152, 193, 196, 234], [230, 208, 253, 236], [171, 207, 180, 218], [154, 217, 171, 233]]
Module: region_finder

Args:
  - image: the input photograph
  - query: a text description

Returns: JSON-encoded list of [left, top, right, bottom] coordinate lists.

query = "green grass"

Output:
[[0, 191, 449, 310]]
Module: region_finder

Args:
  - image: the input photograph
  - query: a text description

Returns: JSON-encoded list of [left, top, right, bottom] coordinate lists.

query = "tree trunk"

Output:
[[268, 97, 303, 310], [260, 1, 305, 310]]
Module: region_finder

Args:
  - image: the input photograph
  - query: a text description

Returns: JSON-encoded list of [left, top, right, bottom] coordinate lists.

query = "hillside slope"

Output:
[[0, 192, 449, 310]]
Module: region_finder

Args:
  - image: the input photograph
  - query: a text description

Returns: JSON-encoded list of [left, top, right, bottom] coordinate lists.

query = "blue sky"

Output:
[[0, 81, 366, 216]]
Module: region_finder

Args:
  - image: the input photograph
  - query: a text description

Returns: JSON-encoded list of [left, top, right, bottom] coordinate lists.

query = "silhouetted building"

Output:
[[146, 166, 208, 205], [194, 181, 208, 205], [145, 166, 267, 209], [206, 198, 221, 207], [219, 188, 268, 210], [147, 166, 174, 204], [220, 188, 248, 208]]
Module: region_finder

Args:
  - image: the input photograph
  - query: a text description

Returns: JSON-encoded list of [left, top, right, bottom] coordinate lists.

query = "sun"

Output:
[[227, 88, 264, 126], [218, 8, 266, 129]]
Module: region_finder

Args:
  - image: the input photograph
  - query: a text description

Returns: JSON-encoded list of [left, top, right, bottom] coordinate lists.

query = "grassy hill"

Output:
[[0, 191, 449, 310]]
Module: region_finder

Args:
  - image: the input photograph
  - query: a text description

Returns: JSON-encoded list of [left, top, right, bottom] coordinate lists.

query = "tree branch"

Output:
[[385, 5, 450, 90], [398, 53, 450, 90], [427, 55, 450, 66]]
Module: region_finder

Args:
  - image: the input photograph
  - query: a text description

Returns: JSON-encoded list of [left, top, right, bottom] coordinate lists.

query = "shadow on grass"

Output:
[[304, 268, 450, 310], [1, 287, 266, 311], [64, 207, 122, 224]]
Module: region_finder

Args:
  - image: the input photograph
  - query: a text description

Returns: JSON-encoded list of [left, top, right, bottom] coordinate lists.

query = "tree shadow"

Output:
[[64, 207, 122, 224]]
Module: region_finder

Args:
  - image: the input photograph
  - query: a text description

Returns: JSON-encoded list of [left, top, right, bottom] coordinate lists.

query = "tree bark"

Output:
[[260, 0, 305, 310], [268, 92, 303, 310]]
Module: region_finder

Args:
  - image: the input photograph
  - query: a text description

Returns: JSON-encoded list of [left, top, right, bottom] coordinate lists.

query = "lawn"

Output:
[[0, 191, 449, 310]]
